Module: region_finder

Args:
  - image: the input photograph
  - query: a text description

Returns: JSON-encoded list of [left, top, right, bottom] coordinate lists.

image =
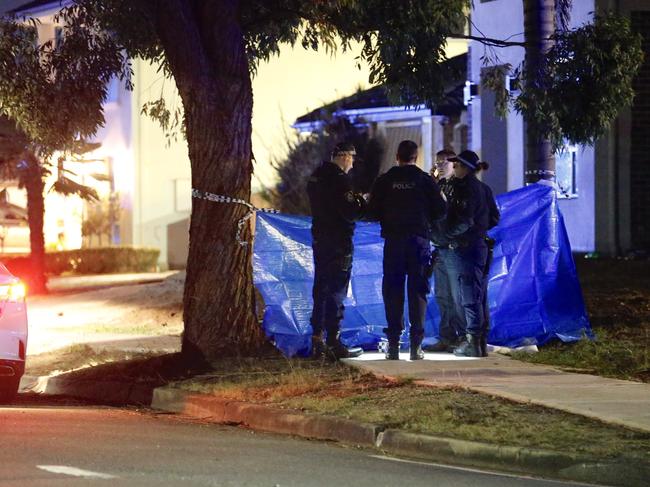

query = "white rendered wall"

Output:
[[5, 3, 136, 254], [130, 58, 192, 268], [471, 0, 596, 252]]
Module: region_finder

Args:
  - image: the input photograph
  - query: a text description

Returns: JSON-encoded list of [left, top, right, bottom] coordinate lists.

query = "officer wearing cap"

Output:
[[425, 149, 467, 352], [307, 142, 365, 360], [444, 150, 500, 357], [366, 140, 447, 360]]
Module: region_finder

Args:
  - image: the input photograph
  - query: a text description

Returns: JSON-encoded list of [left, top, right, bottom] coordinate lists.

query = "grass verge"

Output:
[[511, 326, 649, 381], [173, 356, 650, 462], [512, 258, 650, 382], [27, 347, 650, 462]]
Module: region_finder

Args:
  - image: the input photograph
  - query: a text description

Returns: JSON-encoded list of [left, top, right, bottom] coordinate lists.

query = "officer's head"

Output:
[[331, 142, 356, 173], [396, 140, 418, 165], [434, 149, 456, 180], [448, 150, 490, 179]]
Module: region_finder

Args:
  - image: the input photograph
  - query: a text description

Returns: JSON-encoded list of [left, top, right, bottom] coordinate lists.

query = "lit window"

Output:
[[555, 145, 578, 198]]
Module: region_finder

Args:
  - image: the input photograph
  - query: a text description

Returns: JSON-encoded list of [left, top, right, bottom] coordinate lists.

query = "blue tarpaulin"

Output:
[[253, 183, 592, 357]]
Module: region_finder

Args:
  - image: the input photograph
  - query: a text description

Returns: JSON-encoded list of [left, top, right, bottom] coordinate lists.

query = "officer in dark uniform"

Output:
[[425, 149, 467, 352], [366, 140, 447, 360], [443, 150, 500, 357], [307, 142, 365, 360]]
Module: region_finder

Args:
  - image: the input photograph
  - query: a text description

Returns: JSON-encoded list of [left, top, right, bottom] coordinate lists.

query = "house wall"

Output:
[[628, 10, 650, 250], [130, 58, 192, 269], [470, 0, 597, 252], [593, 0, 650, 254], [2, 2, 137, 255], [6, 1, 471, 267]]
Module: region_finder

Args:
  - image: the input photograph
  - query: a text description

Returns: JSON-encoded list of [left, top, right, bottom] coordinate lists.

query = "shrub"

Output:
[[271, 111, 384, 215], [1, 246, 160, 278]]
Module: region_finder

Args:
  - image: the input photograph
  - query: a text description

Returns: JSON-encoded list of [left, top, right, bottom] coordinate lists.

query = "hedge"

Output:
[[1, 247, 161, 277]]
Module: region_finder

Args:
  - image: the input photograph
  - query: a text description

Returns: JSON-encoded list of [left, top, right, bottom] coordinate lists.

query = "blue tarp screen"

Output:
[[253, 184, 592, 357]]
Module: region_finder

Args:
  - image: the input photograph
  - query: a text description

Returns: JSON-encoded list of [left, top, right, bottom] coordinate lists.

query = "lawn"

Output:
[[512, 258, 649, 382], [30, 350, 649, 461], [171, 356, 650, 461]]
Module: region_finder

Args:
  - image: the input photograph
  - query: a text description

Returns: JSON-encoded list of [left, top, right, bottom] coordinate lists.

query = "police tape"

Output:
[[191, 188, 279, 247], [524, 169, 556, 176]]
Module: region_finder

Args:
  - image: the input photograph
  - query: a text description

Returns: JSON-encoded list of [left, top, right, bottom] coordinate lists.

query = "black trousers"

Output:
[[310, 240, 353, 341], [382, 235, 432, 344]]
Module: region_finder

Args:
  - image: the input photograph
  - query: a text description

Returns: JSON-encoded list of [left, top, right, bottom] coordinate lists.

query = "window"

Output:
[[555, 145, 578, 198]]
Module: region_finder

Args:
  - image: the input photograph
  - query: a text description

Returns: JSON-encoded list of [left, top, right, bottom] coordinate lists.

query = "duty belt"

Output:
[[436, 235, 492, 250]]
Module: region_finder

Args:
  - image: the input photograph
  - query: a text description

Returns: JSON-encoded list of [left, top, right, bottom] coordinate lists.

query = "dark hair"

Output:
[[397, 140, 418, 163], [436, 149, 456, 159], [476, 161, 490, 172], [332, 142, 356, 157]]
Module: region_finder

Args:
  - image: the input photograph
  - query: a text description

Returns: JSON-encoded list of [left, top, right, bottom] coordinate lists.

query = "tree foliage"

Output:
[[0, 13, 130, 157], [0, 11, 124, 292], [73, 0, 468, 110], [482, 12, 644, 150], [272, 113, 384, 215], [82, 193, 121, 246], [0, 0, 645, 355], [519, 13, 643, 148]]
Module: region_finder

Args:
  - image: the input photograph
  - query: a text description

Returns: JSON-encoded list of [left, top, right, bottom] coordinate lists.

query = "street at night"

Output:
[[1, 0, 649, 486], [1, 401, 594, 487]]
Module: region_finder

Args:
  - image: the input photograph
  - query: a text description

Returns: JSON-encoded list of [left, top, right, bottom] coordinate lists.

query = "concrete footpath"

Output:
[[47, 271, 178, 294], [24, 351, 650, 486], [150, 387, 648, 487], [150, 354, 649, 486], [19, 273, 650, 485], [346, 352, 650, 433], [143, 353, 650, 486]]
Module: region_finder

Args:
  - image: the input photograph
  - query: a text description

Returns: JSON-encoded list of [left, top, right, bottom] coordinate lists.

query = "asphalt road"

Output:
[[0, 401, 596, 487]]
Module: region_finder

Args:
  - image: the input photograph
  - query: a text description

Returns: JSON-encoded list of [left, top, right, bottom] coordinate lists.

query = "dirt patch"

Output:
[[27, 273, 185, 355], [25, 344, 164, 377]]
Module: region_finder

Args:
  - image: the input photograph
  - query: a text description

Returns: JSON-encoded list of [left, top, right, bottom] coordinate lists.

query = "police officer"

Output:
[[366, 140, 447, 360], [424, 149, 466, 352], [444, 150, 500, 357], [307, 142, 365, 360]]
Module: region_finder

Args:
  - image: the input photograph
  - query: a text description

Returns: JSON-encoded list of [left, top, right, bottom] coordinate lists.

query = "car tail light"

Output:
[[0, 282, 26, 302]]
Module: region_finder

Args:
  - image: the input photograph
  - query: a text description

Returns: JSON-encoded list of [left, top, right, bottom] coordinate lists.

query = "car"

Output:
[[0, 262, 27, 404]]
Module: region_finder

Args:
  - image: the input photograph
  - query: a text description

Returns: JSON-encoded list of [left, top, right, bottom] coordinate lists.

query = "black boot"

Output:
[[311, 334, 327, 359], [453, 334, 481, 357], [385, 341, 400, 360], [480, 335, 488, 357], [410, 338, 424, 360], [423, 339, 454, 353], [325, 339, 363, 360]]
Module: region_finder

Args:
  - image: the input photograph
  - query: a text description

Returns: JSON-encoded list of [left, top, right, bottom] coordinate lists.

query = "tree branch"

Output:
[[448, 33, 527, 47], [241, 6, 311, 31]]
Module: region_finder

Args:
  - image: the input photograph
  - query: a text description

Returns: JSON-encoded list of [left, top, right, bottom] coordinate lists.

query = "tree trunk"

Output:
[[523, 0, 556, 183], [23, 152, 47, 294], [154, 1, 267, 364]]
